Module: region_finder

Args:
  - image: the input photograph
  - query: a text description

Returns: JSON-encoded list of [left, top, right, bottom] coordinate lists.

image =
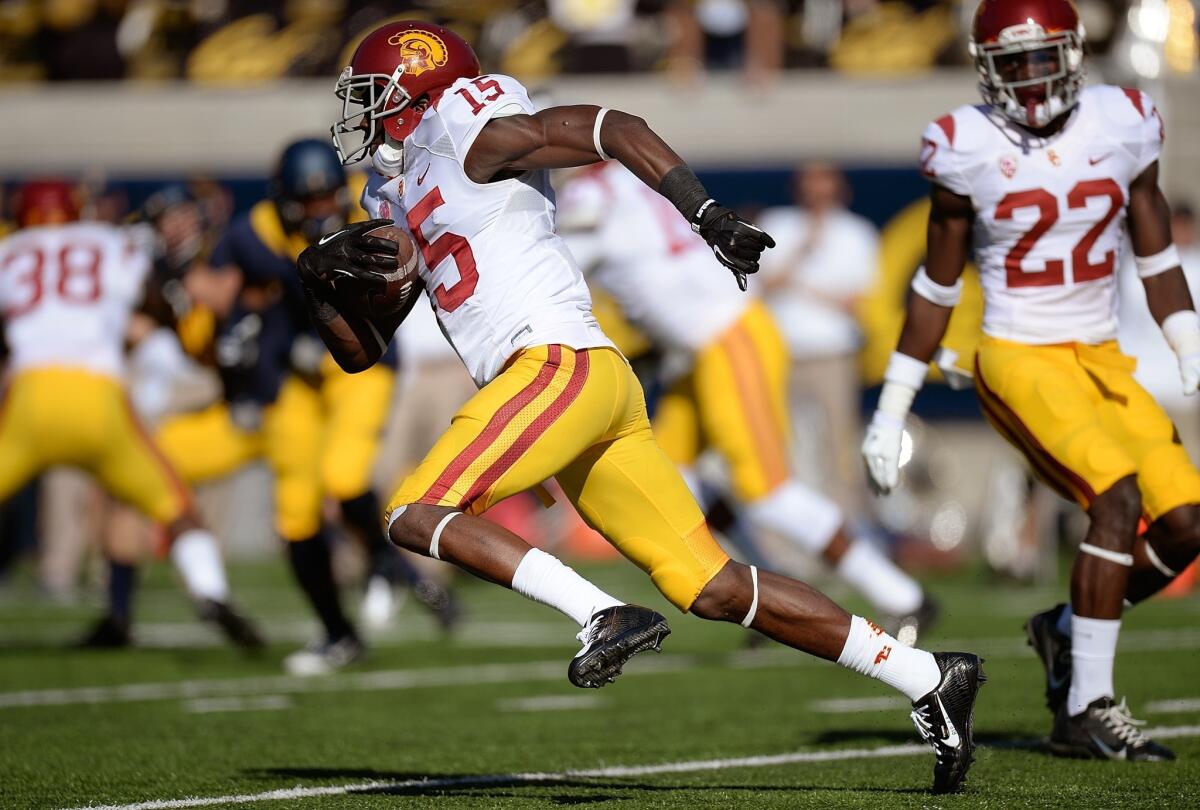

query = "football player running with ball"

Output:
[[864, 0, 1197, 762], [301, 21, 985, 793]]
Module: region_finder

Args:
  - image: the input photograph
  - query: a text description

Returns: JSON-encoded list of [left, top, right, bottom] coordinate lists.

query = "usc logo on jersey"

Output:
[[388, 29, 449, 77]]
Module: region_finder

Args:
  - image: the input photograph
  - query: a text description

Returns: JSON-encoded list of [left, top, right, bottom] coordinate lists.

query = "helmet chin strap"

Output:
[[371, 139, 404, 178]]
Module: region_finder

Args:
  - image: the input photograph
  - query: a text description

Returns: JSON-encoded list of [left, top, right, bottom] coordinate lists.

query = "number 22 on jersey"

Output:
[[996, 178, 1124, 288]]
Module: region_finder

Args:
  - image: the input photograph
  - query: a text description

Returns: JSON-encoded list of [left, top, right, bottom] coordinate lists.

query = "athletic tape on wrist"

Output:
[[741, 565, 760, 628], [592, 108, 611, 161], [429, 511, 461, 561], [1143, 541, 1178, 578], [1162, 310, 1200, 357], [1134, 244, 1182, 279], [1079, 542, 1134, 567], [910, 266, 963, 307]]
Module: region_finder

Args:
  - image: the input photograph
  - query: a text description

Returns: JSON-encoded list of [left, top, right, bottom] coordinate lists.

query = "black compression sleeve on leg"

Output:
[[657, 165, 712, 224], [287, 533, 356, 643], [108, 561, 137, 622]]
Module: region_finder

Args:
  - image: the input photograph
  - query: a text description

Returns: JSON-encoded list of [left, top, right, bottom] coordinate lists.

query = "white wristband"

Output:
[[1135, 244, 1182, 279], [1163, 310, 1200, 357], [876, 352, 929, 421], [910, 266, 963, 307], [592, 107, 611, 161]]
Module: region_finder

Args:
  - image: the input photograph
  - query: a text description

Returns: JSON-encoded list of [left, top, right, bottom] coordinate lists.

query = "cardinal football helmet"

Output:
[[331, 21, 481, 166], [969, 0, 1086, 129], [14, 179, 78, 227]]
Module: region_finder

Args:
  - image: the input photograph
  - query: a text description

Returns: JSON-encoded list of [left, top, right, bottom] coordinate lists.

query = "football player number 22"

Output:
[[996, 178, 1124, 288], [0, 244, 102, 317], [406, 187, 478, 312]]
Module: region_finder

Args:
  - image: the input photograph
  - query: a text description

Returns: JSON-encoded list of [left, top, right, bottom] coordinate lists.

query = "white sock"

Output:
[[169, 529, 230, 602], [836, 540, 924, 616], [1067, 615, 1120, 715], [510, 548, 622, 627], [1057, 603, 1073, 637], [836, 615, 941, 701], [745, 480, 843, 555]]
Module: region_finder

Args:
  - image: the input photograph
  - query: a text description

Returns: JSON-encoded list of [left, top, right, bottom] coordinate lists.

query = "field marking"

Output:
[[0, 656, 692, 710], [58, 742, 930, 810], [1145, 698, 1200, 715], [5, 625, 1200, 712], [810, 696, 908, 714], [495, 695, 605, 712], [56, 724, 1200, 810], [183, 696, 292, 714]]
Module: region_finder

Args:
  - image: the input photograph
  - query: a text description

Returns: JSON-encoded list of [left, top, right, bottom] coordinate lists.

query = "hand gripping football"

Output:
[[336, 224, 420, 320]]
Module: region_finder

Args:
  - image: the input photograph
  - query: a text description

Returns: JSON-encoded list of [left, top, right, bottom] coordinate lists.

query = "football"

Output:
[[334, 223, 420, 321]]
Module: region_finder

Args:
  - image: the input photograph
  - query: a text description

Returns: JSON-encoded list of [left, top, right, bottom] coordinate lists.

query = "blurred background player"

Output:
[[757, 162, 881, 521], [0, 179, 262, 649], [560, 161, 937, 643], [864, 0, 1199, 762], [159, 140, 459, 674]]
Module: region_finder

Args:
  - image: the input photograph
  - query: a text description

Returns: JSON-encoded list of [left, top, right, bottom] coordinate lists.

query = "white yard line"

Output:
[[183, 696, 292, 714], [54, 725, 1200, 810], [1145, 698, 1200, 715], [495, 694, 606, 712], [810, 696, 908, 714], [58, 743, 930, 810], [4, 626, 1200, 711]]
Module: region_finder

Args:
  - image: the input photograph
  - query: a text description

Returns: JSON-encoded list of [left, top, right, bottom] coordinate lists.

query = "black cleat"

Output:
[[890, 596, 941, 648], [198, 599, 266, 651], [76, 614, 132, 649], [910, 652, 987, 794], [1025, 603, 1071, 714], [1048, 697, 1175, 761], [568, 605, 670, 689]]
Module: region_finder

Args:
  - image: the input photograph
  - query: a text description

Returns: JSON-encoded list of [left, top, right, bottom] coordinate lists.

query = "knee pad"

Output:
[[744, 480, 842, 555]]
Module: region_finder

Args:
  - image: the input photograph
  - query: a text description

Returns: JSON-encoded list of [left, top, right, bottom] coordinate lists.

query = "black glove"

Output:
[[691, 202, 776, 291], [297, 218, 399, 292]]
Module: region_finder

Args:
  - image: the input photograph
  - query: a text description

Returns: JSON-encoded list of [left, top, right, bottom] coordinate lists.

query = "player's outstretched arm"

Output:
[[297, 219, 411, 373], [1128, 161, 1200, 394], [466, 105, 774, 288], [862, 183, 973, 494]]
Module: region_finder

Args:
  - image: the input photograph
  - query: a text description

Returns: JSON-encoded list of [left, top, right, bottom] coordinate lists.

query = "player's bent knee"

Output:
[[387, 502, 458, 558], [1151, 505, 1200, 568], [690, 561, 753, 623]]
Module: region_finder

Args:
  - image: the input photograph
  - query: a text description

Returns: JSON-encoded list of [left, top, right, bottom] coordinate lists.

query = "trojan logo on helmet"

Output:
[[330, 21, 480, 168], [968, 0, 1086, 129], [386, 29, 449, 77]]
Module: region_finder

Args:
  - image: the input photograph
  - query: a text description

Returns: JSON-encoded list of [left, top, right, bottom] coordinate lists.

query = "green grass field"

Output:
[[1, 559, 1198, 809]]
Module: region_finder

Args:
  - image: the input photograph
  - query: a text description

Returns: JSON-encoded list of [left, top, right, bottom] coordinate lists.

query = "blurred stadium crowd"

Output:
[[0, 0, 1194, 83]]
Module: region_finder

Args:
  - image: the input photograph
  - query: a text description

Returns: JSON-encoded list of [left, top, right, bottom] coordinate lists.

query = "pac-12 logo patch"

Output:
[[378, 200, 392, 220], [999, 155, 1018, 179], [388, 29, 449, 77]]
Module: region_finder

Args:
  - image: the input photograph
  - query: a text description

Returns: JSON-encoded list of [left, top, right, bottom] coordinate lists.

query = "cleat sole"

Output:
[[569, 621, 671, 689]]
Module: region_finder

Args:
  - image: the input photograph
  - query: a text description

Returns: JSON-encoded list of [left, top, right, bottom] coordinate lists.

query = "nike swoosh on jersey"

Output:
[[1088, 153, 1113, 165], [417, 165, 431, 185], [936, 694, 961, 748]]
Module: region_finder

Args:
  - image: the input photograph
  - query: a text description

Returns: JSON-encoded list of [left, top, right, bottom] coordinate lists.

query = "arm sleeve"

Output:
[[919, 115, 972, 197]]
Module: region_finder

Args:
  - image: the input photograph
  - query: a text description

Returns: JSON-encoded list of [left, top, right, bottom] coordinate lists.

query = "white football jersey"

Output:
[[921, 84, 1164, 345], [557, 162, 748, 352], [0, 221, 151, 378], [362, 73, 612, 387]]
